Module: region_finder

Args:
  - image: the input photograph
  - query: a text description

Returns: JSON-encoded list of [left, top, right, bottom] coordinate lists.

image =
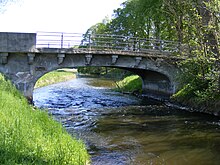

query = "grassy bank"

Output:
[[0, 74, 89, 164], [115, 75, 142, 94], [172, 85, 220, 115], [35, 69, 76, 88], [115, 74, 220, 116]]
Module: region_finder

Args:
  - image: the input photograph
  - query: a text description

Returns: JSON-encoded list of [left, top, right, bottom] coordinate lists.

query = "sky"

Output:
[[0, 0, 125, 33]]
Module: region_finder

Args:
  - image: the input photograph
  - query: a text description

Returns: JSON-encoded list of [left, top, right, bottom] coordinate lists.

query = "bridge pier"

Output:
[[15, 81, 35, 102], [141, 80, 174, 98], [2, 71, 35, 103], [127, 69, 178, 98]]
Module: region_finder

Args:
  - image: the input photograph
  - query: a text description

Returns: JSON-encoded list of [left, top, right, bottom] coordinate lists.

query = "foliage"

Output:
[[78, 66, 106, 75], [35, 69, 76, 88], [78, 66, 131, 79], [171, 0, 220, 107], [80, 17, 111, 48], [115, 75, 142, 94], [0, 74, 89, 164]]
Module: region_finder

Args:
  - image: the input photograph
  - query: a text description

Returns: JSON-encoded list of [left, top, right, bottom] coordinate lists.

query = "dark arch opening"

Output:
[[33, 67, 143, 107], [33, 64, 174, 103], [34, 68, 77, 89], [123, 68, 173, 96]]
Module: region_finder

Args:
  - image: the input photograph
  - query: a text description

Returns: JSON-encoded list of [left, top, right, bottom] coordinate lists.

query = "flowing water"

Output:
[[34, 77, 220, 165]]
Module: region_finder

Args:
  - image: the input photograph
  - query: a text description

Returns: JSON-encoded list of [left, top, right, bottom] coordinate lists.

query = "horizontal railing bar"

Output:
[[37, 31, 83, 35]]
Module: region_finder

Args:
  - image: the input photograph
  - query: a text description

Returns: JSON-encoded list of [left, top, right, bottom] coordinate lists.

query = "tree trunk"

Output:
[[200, 0, 219, 54], [198, 0, 220, 90]]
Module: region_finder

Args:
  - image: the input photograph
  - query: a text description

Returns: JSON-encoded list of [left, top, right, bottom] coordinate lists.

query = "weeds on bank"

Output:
[[115, 75, 142, 94], [35, 70, 76, 88], [0, 74, 89, 164]]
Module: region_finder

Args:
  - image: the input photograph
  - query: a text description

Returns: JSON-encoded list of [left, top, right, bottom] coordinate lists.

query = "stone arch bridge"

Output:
[[0, 32, 182, 102]]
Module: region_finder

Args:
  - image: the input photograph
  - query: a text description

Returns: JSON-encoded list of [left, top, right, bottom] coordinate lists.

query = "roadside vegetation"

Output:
[[35, 69, 76, 88], [0, 73, 89, 164]]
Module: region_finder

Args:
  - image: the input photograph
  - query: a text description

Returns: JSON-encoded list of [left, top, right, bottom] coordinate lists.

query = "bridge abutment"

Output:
[[141, 77, 174, 97], [0, 66, 35, 102]]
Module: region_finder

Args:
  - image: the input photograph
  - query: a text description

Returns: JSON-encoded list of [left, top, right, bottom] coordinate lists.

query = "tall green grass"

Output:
[[0, 74, 89, 164], [115, 75, 142, 94], [35, 70, 76, 88]]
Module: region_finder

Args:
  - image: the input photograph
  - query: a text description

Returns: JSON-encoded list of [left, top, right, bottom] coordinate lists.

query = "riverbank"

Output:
[[0, 74, 89, 164], [171, 95, 220, 116], [35, 69, 77, 88], [116, 75, 220, 117], [115, 75, 142, 94]]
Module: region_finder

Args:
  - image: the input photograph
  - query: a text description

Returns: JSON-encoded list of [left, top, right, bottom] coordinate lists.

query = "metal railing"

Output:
[[36, 32, 180, 53]]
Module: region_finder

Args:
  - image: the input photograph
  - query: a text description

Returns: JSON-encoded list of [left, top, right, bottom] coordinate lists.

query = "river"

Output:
[[33, 77, 220, 165]]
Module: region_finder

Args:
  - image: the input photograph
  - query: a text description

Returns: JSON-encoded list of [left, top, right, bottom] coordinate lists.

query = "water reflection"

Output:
[[34, 78, 220, 165]]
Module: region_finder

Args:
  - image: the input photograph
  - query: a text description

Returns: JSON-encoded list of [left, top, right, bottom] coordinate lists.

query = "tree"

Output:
[[109, 0, 164, 39], [168, 0, 220, 106], [81, 17, 112, 49]]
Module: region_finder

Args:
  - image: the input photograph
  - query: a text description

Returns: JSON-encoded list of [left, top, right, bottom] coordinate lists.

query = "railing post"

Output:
[[178, 42, 181, 54], [159, 40, 163, 51], [133, 38, 135, 51], [132, 37, 137, 51], [88, 34, 91, 50], [138, 39, 141, 51], [61, 33, 64, 48]]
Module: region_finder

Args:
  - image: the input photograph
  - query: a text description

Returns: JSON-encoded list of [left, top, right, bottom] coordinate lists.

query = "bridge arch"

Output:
[[31, 53, 177, 97]]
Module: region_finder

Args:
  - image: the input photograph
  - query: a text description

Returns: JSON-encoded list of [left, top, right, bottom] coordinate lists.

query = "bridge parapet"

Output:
[[0, 32, 36, 52]]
